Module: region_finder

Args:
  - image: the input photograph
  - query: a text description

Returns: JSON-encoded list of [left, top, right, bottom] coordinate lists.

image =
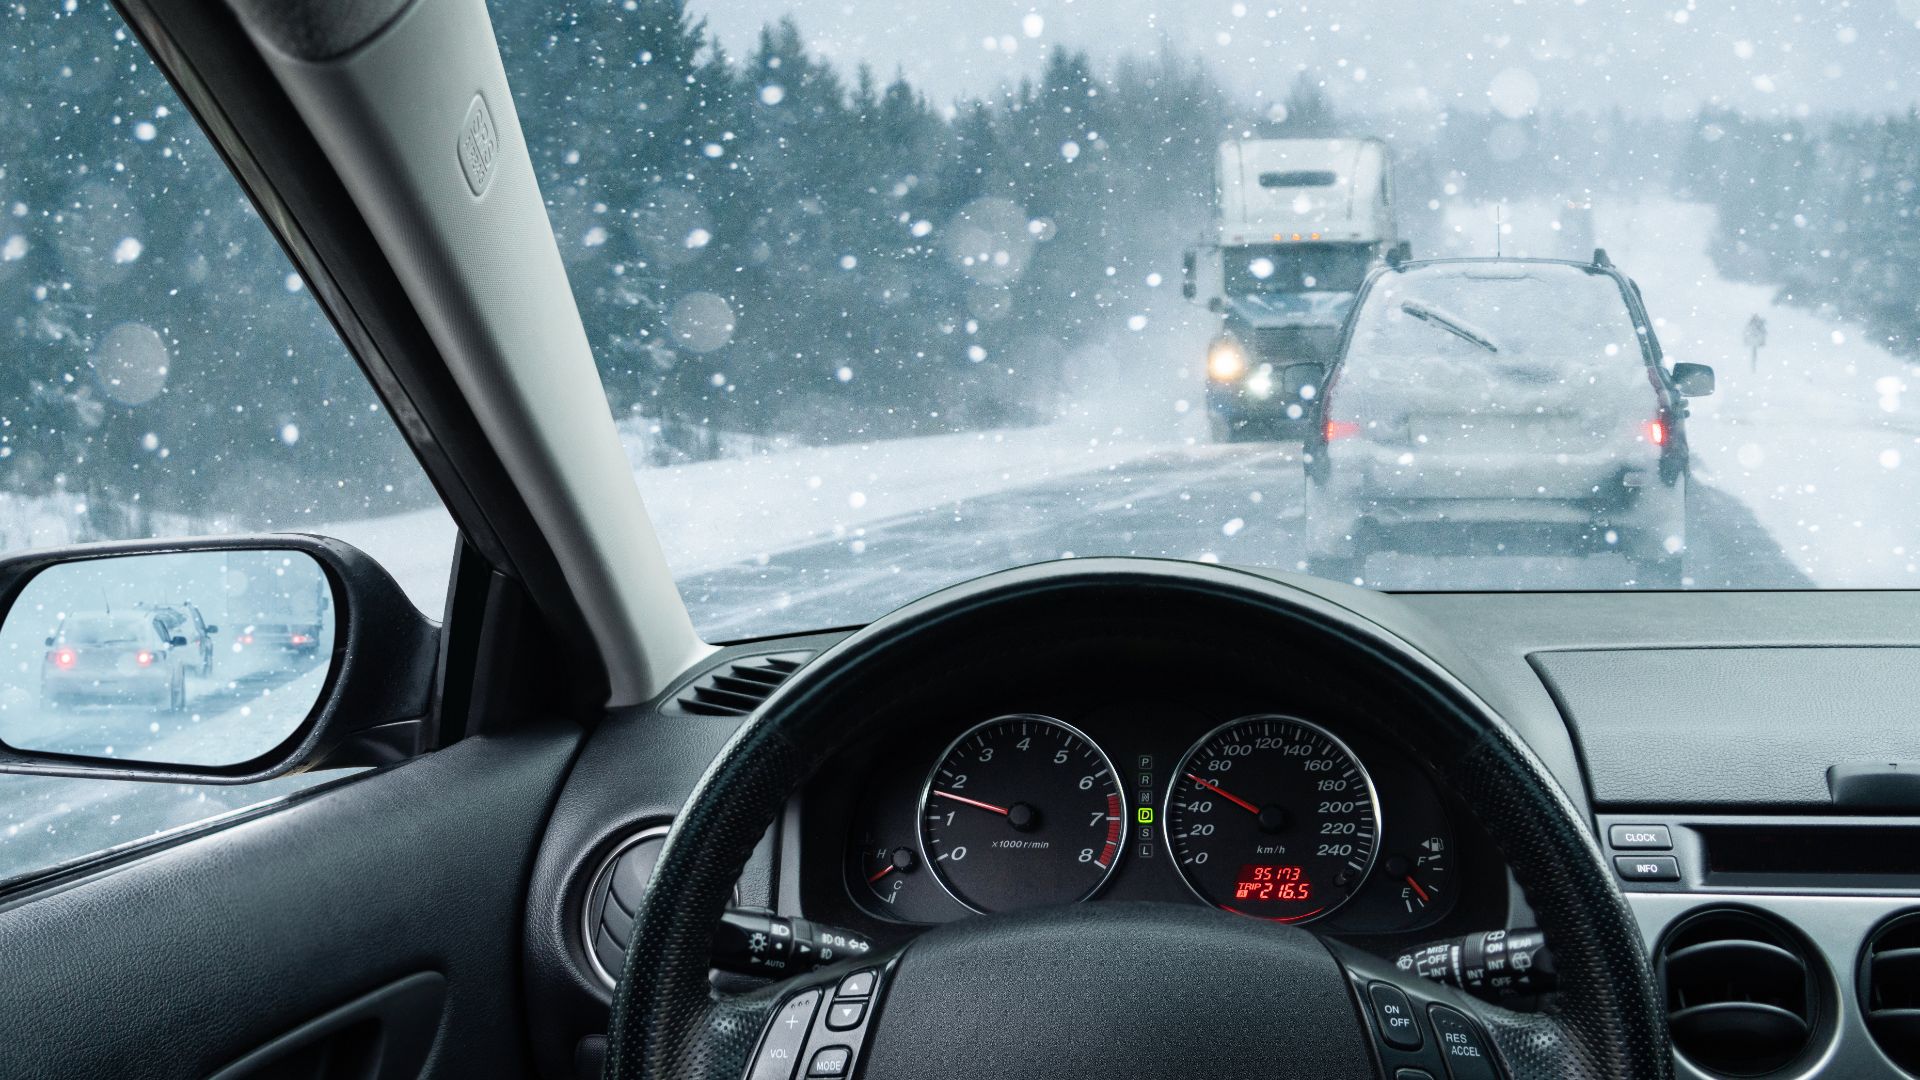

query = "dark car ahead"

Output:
[[1304, 254, 1715, 584], [41, 611, 192, 712]]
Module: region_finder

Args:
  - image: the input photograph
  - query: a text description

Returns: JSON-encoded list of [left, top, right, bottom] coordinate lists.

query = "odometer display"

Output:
[[920, 715, 1125, 913], [1166, 716, 1380, 922]]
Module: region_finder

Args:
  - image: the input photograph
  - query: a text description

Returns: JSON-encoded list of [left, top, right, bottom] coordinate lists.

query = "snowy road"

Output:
[[675, 443, 1812, 639]]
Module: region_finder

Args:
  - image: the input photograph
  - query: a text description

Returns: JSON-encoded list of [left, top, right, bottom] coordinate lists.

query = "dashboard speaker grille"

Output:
[[1863, 912, 1920, 1073], [668, 652, 811, 716], [1657, 909, 1818, 1077]]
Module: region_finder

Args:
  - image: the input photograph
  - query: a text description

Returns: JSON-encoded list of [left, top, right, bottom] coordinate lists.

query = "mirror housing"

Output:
[[1672, 362, 1716, 397], [0, 534, 438, 785]]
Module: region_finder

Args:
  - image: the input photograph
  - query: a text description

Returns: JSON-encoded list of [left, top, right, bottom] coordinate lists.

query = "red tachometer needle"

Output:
[[1186, 773, 1260, 815], [1406, 876, 1431, 903], [931, 789, 1010, 816]]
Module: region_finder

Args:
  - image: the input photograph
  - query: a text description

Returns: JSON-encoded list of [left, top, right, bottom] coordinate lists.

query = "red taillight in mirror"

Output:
[[1324, 419, 1360, 441], [51, 647, 77, 670]]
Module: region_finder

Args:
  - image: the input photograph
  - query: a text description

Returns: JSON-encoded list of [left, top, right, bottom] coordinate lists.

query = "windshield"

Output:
[[488, 0, 1920, 638], [1225, 244, 1376, 296]]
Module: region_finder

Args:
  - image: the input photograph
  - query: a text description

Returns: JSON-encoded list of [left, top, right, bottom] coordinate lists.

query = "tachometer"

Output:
[[919, 715, 1125, 913], [1166, 715, 1380, 922]]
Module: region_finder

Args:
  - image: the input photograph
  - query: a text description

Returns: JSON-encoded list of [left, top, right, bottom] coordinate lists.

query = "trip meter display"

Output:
[[1166, 715, 1380, 922]]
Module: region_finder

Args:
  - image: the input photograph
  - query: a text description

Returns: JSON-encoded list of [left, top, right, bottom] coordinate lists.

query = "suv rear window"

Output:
[[1346, 265, 1644, 370]]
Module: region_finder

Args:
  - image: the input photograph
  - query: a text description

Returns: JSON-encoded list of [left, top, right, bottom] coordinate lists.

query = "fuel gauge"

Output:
[[1382, 833, 1451, 916]]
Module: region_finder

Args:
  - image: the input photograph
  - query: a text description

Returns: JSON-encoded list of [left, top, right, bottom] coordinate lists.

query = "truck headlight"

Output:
[[1207, 339, 1248, 382]]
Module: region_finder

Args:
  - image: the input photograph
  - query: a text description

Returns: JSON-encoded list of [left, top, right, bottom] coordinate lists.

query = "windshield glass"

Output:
[[490, 0, 1920, 638], [1225, 245, 1375, 295]]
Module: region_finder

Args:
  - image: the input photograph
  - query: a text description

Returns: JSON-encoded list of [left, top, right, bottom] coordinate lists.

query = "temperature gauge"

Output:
[[860, 839, 921, 908]]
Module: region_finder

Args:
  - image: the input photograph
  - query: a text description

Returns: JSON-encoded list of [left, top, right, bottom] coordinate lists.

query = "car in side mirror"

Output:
[[0, 535, 437, 784], [1673, 361, 1715, 397]]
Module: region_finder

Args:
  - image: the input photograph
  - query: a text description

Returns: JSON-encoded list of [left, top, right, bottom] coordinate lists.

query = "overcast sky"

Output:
[[691, 0, 1920, 117]]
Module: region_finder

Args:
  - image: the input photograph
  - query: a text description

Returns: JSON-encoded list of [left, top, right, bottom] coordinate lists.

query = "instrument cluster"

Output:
[[829, 700, 1490, 939]]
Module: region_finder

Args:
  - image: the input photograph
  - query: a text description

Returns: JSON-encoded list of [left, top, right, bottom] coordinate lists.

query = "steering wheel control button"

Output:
[[1367, 982, 1423, 1049], [750, 990, 821, 1080], [1608, 824, 1672, 850], [1395, 1071, 1437, 1080], [1614, 854, 1680, 882], [825, 1000, 866, 1030], [1426, 1005, 1499, 1080], [836, 970, 875, 998], [805, 1045, 852, 1078]]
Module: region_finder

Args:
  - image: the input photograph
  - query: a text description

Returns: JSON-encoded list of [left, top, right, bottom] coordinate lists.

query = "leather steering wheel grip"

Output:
[[601, 560, 1671, 1080]]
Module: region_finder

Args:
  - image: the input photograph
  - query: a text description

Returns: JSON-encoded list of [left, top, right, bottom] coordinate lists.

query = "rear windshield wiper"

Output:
[[1400, 300, 1500, 354]]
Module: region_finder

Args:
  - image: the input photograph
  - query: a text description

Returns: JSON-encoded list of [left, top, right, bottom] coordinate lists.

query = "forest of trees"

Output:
[[1, 0, 1914, 540], [1678, 108, 1920, 359]]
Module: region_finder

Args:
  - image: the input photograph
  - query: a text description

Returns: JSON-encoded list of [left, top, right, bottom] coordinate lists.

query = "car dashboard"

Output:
[[524, 583, 1920, 1080]]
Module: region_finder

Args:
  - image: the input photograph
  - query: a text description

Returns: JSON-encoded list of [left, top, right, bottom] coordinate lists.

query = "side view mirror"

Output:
[[0, 535, 436, 784], [1672, 362, 1715, 398], [205, 624, 219, 635], [168, 635, 190, 648]]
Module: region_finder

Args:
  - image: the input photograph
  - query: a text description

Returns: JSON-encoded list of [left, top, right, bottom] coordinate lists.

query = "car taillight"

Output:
[[51, 647, 77, 669], [290, 633, 311, 645], [134, 650, 155, 667], [1324, 419, 1360, 441], [239, 633, 254, 645], [1644, 418, 1667, 446]]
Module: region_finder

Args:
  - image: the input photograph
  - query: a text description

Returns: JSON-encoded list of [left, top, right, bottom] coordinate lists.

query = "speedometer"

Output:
[[1165, 715, 1380, 922]]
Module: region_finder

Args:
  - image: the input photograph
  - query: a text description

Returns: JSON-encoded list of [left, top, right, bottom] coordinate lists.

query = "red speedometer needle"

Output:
[[1186, 773, 1260, 815], [931, 789, 1010, 816], [1405, 876, 1431, 903]]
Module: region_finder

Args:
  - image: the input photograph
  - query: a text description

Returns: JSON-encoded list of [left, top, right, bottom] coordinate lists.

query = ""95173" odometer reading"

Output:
[[1165, 715, 1380, 922]]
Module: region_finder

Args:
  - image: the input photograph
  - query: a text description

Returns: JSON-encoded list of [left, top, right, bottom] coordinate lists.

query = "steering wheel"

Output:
[[601, 559, 1670, 1080]]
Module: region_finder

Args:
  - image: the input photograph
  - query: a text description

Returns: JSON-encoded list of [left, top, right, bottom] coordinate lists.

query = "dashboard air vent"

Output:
[[1862, 912, 1920, 1073], [670, 651, 811, 717], [1658, 909, 1818, 1077], [584, 826, 670, 987]]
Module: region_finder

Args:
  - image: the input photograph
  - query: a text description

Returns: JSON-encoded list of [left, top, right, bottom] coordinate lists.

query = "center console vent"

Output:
[[1658, 908, 1820, 1077], [667, 651, 811, 717], [1862, 912, 1920, 1074]]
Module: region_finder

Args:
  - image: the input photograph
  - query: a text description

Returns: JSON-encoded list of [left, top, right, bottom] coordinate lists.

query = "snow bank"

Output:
[[322, 422, 1171, 616]]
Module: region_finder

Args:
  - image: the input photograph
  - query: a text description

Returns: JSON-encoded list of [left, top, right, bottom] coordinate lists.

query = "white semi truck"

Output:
[[1183, 137, 1403, 441]]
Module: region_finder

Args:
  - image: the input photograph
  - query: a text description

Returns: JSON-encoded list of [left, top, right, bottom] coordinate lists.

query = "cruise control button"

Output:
[[1609, 824, 1672, 850], [836, 970, 876, 998], [825, 1000, 866, 1030], [806, 1045, 852, 1078], [1367, 982, 1423, 1050], [1614, 855, 1680, 882], [1427, 1004, 1498, 1080], [750, 990, 820, 1080]]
